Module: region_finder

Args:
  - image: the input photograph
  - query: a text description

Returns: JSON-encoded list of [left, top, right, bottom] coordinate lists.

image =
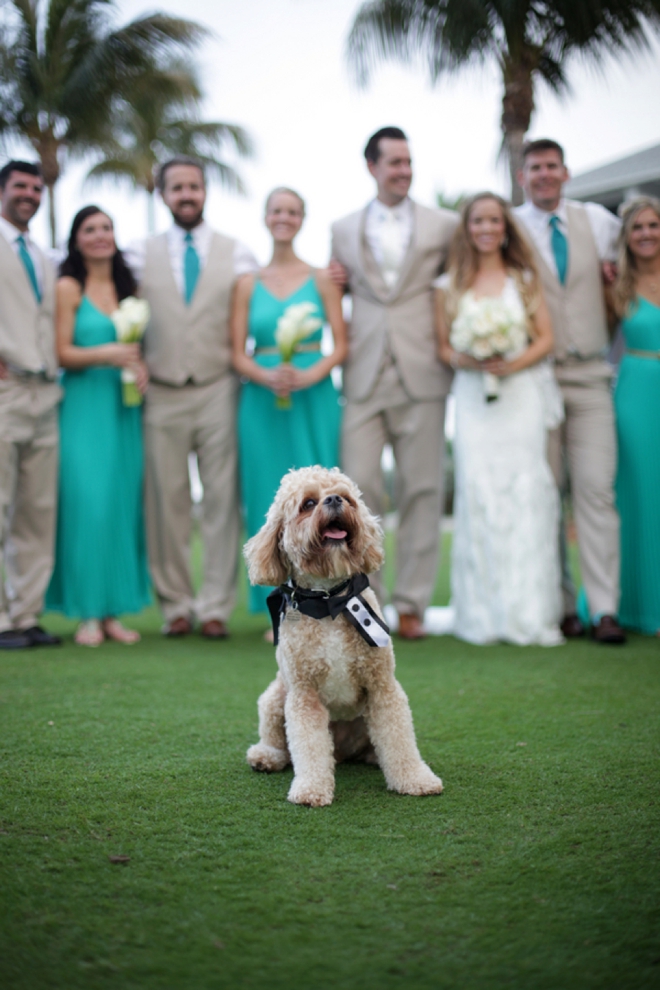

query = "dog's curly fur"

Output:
[[244, 466, 443, 807]]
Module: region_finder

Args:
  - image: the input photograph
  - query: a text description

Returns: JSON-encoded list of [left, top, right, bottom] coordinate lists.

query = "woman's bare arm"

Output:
[[56, 277, 141, 370]]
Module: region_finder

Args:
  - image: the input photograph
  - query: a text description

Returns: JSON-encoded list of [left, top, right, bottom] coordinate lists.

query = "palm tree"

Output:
[[0, 0, 208, 245], [347, 0, 660, 204], [86, 59, 253, 233]]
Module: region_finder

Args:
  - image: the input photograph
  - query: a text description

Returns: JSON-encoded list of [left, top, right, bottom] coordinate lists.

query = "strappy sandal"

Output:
[[75, 620, 104, 647], [102, 619, 141, 644]]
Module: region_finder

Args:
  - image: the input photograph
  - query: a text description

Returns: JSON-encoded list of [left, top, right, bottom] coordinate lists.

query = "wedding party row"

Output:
[[0, 127, 658, 650]]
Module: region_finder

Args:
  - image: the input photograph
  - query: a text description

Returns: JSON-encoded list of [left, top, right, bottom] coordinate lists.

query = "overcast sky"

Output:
[[23, 0, 660, 264]]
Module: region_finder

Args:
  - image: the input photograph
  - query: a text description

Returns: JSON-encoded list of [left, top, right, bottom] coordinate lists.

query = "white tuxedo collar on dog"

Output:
[[266, 574, 391, 648]]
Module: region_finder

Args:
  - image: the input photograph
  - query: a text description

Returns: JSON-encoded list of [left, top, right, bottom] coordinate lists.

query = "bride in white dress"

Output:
[[435, 193, 563, 646]]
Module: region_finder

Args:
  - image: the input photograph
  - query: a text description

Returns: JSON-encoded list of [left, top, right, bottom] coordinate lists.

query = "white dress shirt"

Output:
[[0, 216, 44, 294], [124, 220, 258, 295], [364, 197, 413, 288], [514, 199, 621, 280]]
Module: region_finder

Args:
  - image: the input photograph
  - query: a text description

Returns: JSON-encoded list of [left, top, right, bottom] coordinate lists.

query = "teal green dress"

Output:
[[47, 297, 150, 620], [615, 297, 660, 634], [238, 277, 342, 612]]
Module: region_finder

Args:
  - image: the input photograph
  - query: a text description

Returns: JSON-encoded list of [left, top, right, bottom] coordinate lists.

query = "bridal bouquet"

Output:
[[111, 296, 150, 406], [450, 295, 528, 401], [273, 301, 323, 409]]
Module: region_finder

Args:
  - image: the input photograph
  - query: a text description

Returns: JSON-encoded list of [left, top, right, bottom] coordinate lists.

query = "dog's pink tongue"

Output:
[[324, 528, 347, 539]]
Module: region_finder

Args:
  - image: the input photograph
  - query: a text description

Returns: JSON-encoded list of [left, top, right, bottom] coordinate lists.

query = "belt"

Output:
[[254, 343, 322, 356], [7, 364, 54, 382], [626, 348, 660, 360], [554, 352, 606, 366], [149, 374, 224, 388]]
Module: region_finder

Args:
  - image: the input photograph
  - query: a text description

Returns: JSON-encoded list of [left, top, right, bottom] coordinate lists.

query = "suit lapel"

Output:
[[153, 233, 186, 312], [357, 208, 390, 303], [386, 201, 419, 301], [0, 232, 39, 311], [190, 232, 222, 314]]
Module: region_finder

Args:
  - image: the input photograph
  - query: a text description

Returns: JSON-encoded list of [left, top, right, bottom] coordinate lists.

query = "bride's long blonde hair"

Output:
[[613, 195, 660, 316], [444, 192, 541, 330]]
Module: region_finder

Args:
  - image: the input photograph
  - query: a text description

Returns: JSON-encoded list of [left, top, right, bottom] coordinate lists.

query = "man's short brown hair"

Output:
[[521, 139, 565, 164]]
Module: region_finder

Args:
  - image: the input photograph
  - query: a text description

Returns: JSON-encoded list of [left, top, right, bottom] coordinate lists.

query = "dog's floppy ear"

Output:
[[356, 502, 385, 574], [244, 507, 289, 587]]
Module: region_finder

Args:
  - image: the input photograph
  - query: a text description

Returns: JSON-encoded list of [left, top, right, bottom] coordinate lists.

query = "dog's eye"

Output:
[[301, 498, 317, 512]]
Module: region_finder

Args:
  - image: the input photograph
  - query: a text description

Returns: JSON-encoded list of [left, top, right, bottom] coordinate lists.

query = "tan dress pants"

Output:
[[0, 378, 60, 632], [342, 361, 446, 618], [144, 376, 240, 624], [548, 362, 620, 618]]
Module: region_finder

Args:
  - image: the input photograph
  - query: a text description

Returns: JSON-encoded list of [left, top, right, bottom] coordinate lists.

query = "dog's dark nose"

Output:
[[323, 494, 343, 508]]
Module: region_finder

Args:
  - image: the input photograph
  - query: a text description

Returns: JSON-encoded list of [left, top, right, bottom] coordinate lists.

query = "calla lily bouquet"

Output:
[[111, 296, 150, 406], [273, 301, 323, 409], [450, 294, 527, 401]]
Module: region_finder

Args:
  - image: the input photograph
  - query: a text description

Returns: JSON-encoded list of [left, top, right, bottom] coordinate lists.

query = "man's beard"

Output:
[[172, 205, 204, 229]]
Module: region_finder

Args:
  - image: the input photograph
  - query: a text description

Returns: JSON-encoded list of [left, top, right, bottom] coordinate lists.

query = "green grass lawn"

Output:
[[1, 538, 659, 990]]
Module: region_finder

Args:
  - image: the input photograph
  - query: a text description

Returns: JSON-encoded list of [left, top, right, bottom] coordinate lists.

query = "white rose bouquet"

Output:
[[111, 296, 150, 407], [450, 294, 528, 401], [273, 301, 323, 409]]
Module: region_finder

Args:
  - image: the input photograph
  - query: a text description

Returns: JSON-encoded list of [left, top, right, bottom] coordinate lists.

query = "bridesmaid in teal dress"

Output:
[[613, 196, 660, 635], [46, 206, 150, 646], [232, 188, 347, 617]]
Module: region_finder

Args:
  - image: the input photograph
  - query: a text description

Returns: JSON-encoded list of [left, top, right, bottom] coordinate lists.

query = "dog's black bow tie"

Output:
[[266, 573, 390, 648]]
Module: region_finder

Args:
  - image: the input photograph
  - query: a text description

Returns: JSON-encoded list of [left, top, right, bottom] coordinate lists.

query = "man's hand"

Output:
[[327, 259, 348, 291], [0, 359, 8, 380], [602, 261, 617, 286]]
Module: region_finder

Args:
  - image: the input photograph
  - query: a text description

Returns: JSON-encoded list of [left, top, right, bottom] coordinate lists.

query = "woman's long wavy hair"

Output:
[[59, 205, 137, 301], [613, 195, 660, 316], [444, 192, 541, 330]]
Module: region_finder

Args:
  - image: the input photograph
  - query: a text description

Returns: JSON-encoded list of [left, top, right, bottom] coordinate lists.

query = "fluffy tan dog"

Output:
[[244, 466, 443, 807]]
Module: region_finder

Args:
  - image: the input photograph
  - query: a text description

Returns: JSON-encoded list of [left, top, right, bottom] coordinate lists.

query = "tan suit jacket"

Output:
[[331, 201, 458, 403], [333, 200, 458, 618], [0, 231, 59, 632], [0, 233, 58, 379], [139, 229, 240, 623], [516, 202, 620, 618], [141, 231, 236, 385]]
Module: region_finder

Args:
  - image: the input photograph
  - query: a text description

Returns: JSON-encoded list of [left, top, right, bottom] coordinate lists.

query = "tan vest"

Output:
[[141, 231, 236, 385], [0, 233, 57, 376], [331, 202, 458, 403], [525, 204, 609, 362]]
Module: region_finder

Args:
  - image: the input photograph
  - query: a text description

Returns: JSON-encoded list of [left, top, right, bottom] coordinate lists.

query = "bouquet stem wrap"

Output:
[[110, 297, 150, 407], [483, 371, 500, 402], [274, 302, 323, 410]]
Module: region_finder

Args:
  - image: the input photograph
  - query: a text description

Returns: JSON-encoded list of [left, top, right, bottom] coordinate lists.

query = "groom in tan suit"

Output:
[[331, 128, 458, 639], [127, 157, 256, 638], [0, 161, 61, 649], [515, 138, 625, 645]]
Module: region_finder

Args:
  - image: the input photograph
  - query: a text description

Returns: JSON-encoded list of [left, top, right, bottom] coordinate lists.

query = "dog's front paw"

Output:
[[247, 743, 290, 773], [287, 777, 334, 807], [393, 764, 444, 796]]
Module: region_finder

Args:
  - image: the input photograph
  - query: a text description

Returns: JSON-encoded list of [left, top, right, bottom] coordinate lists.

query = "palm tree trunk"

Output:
[[505, 129, 527, 206], [47, 183, 57, 248], [500, 55, 535, 206], [147, 190, 155, 235]]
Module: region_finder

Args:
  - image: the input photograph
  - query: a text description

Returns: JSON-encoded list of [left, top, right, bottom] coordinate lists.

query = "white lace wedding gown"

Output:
[[449, 278, 563, 646]]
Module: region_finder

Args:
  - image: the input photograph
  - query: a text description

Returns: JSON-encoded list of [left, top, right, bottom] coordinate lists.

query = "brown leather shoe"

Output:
[[397, 613, 426, 640], [591, 615, 626, 645], [560, 614, 585, 638], [201, 619, 229, 640], [165, 616, 193, 637]]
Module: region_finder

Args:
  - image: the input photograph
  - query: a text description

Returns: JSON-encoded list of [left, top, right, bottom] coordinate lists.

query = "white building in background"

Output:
[[565, 142, 660, 213]]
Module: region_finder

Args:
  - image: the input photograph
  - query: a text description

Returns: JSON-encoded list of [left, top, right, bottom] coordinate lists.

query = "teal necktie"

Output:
[[549, 215, 568, 286], [183, 232, 200, 304], [17, 234, 41, 303]]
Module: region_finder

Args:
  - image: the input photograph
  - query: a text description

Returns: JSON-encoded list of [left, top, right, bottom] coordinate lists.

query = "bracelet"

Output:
[[449, 351, 461, 370]]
